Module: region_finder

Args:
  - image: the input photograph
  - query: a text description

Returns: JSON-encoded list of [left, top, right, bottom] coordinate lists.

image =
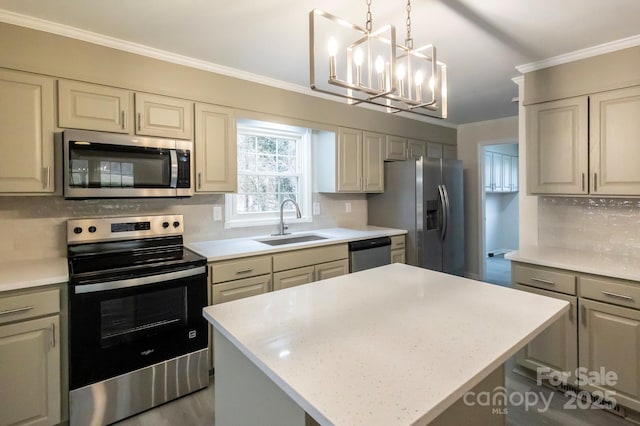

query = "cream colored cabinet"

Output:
[[315, 128, 383, 193], [384, 135, 407, 161], [426, 142, 443, 159], [273, 266, 315, 291], [0, 288, 61, 426], [58, 80, 193, 139], [425, 142, 456, 160], [194, 103, 237, 193], [0, 69, 55, 193], [211, 274, 271, 304], [58, 79, 131, 133], [443, 144, 457, 160], [408, 139, 425, 159], [390, 235, 406, 264], [315, 259, 349, 281], [272, 244, 348, 291], [134, 93, 193, 139], [579, 298, 640, 411]]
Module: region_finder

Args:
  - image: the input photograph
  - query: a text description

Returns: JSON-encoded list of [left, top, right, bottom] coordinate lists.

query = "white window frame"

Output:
[[225, 120, 312, 229]]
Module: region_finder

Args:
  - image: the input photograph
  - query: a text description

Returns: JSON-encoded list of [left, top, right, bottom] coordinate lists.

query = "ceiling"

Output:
[[1, 0, 640, 126]]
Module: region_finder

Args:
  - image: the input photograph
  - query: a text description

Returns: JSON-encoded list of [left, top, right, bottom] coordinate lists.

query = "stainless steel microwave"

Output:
[[62, 130, 193, 198]]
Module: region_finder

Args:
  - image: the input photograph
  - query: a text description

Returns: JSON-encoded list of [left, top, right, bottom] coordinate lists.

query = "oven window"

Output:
[[69, 142, 172, 188], [100, 287, 187, 348]]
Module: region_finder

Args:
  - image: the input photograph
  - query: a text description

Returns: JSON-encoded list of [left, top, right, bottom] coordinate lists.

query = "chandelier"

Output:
[[309, 0, 447, 119]]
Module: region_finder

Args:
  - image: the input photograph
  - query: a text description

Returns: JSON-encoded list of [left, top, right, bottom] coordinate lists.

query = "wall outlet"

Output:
[[313, 202, 321, 216], [213, 206, 222, 221], [345, 202, 352, 213]]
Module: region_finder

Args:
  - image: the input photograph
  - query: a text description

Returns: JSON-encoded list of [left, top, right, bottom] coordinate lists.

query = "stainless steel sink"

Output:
[[255, 234, 329, 246]]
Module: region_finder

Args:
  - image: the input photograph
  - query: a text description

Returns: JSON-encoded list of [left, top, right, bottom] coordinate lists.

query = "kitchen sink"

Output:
[[255, 234, 329, 246]]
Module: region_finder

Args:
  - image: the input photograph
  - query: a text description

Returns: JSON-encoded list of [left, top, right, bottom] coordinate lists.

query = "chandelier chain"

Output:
[[366, 0, 372, 33], [406, 0, 413, 49]]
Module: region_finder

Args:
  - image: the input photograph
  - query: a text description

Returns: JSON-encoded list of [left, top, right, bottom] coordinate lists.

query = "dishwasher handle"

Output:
[[348, 236, 391, 252]]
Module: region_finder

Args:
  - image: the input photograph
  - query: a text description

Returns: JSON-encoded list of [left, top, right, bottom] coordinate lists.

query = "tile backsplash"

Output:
[[538, 197, 640, 256], [0, 193, 367, 262]]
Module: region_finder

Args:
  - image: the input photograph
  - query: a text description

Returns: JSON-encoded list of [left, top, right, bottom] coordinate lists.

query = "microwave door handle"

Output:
[[170, 150, 178, 188]]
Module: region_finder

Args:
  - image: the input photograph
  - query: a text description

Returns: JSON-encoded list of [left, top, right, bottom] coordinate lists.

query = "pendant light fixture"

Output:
[[309, 0, 447, 119]]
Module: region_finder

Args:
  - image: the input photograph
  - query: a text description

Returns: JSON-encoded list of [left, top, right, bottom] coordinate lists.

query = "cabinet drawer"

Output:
[[580, 276, 640, 310], [273, 244, 348, 272], [512, 263, 576, 295], [0, 289, 60, 325], [390, 235, 405, 250], [210, 256, 271, 284], [212, 274, 271, 304]]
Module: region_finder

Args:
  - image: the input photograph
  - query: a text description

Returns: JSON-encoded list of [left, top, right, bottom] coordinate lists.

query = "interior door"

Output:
[[442, 159, 465, 276]]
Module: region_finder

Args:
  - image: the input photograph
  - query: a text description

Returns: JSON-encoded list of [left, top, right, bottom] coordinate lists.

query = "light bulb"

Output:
[[328, 37, 338, 57], [375, 56, 384, 74], [396, 64, 406, 81], [353, 48, 364, 66], [415, 71, 424, 86]]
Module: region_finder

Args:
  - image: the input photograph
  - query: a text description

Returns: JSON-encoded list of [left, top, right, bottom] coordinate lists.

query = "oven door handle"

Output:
[[74, 266, 206, 294]]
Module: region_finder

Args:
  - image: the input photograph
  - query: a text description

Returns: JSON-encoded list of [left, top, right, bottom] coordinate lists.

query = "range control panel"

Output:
[[67, 214, 184, 244]]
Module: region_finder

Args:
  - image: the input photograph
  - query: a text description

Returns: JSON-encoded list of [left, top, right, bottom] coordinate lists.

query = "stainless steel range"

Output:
[[66, 214, 208, 426]]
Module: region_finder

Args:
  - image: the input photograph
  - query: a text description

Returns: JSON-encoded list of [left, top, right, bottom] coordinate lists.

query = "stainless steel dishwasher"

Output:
[[348, 236, 392, 272]]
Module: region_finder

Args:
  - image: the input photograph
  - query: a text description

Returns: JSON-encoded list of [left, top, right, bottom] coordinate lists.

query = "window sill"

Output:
[[224, 216, 312, 229]]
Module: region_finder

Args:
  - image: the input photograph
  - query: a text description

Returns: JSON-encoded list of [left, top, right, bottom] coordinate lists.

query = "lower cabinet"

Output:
[[0, 289, 61, 426], [315, 259, 349, 281], [273, 260, 349, 291], [211, 274, 271, 304], [390, 235, 406, 264]]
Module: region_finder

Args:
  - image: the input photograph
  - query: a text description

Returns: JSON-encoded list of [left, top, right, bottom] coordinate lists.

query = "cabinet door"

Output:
[[391, 248, 406, 264], [426, 142, 443, 159], [491, 152, 503, 192], [362, 131, 384, 192], [194, 103, 237, 193], [443, 145, 457, 160], [590, 86, 640, 195], [502, 155, 513, 192], [58, 80, 131, 133], [579, 299, 640, 411], [336, 128, 362, 192], [527, 96, 588, 194], [273, 266, 315, 291], [511, 155, 519, 192], [135, 93, 193, 139], [483, 151, 493, 192], [0, 70, 55, 193], [407, 139, 425, 159], [315, 259, 348, 281], [515, 284, 578, 385], [0, 316, 60, 426], [212, 274, 271, 304], [384, 135, 407, 161]]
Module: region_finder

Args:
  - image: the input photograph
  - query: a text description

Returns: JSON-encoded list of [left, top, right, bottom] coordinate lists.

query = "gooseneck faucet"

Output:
[[274, 198, 302, 236]]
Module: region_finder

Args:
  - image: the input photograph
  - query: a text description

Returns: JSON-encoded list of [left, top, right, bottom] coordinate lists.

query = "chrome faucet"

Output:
[[274, 198, 302, 236]]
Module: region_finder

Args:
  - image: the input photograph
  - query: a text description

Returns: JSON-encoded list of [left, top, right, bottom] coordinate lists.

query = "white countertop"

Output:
[[0, 258, 68, 293], [203, 263, 568, 426], [187, 226, 407, 262], [506, 246, 640, 282]]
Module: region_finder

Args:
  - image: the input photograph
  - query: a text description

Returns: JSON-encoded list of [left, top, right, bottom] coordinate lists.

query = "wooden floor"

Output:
[[115, 360, 636, 426]]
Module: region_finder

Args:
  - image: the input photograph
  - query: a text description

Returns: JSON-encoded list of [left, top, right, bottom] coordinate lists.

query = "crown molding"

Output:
[[516, 34, 640, 73], [0, 9, 457, 128]]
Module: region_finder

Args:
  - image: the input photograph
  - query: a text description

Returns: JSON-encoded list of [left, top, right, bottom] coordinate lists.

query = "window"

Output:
[[225, 120, 312, 228]]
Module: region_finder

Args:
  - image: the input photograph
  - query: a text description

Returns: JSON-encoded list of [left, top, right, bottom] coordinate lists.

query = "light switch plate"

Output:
[[345, 202, 352, 213], [213, 206, 222, 221], [313, 202, 321, 215]]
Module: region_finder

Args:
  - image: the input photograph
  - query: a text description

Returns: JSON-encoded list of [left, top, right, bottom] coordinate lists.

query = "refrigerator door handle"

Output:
[[438, 185, 447, 241], [441, 184, 451, 241]]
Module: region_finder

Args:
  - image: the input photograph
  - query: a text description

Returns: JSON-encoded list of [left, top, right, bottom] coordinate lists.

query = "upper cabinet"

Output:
[[426, 141, 457, 160], [527, 86, 640, 196], [58, 80, 193, 139], [194, 103, 237, 193], [384, 135, 408, 161], [485, 150, 518, 193], [0, 69, 56, 193], [315, 127, 384, 193]]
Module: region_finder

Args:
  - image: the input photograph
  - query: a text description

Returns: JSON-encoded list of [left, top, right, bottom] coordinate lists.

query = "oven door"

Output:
[[69, 266, 207, 390]]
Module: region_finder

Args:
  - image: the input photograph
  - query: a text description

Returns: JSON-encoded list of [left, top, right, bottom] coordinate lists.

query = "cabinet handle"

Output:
[[601, 291, 634, 301], [236, 268, 254, 275], [581, 304, 587, 327], [0, 305, 34, 316], [51, 323, 56, 349], [198, 172, 202, 189], [43, 166, 51, 189], [137, 113, 142, 131], [593, 173, 598, 192], [121, 110, 126, 129], [581, 173, 585, 191], [531, 277, 555, 286]]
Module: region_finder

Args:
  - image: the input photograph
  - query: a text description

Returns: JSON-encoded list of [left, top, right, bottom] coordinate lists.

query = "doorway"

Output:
[[479, 142, 519, 287]]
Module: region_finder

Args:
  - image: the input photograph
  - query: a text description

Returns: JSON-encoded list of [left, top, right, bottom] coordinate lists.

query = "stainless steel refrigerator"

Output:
[[368, 157, 465, 276]]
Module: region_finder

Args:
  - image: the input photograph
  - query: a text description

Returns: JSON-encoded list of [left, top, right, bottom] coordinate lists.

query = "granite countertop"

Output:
[[203, 263, 569, 426], [506, 246, 640, 282], [187, 226, 407, 262], [0, 258, 69, 293]]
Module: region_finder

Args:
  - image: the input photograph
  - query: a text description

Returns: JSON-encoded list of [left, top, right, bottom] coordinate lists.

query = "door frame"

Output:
[[477, 138, 518, 281]]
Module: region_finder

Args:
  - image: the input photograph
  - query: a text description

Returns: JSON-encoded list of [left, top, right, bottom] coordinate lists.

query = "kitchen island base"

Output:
[[214, 329, 505, 426]]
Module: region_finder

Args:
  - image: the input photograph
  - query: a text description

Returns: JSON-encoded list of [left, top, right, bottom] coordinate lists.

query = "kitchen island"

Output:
[[203, 263, 569, 425]]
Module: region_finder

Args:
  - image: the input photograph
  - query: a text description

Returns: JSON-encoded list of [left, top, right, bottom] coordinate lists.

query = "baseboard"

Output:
[[486, 248, 515, 257]]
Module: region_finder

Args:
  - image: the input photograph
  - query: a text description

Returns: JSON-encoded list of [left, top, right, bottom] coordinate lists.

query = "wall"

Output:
[[457, 116, 518, 279]]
